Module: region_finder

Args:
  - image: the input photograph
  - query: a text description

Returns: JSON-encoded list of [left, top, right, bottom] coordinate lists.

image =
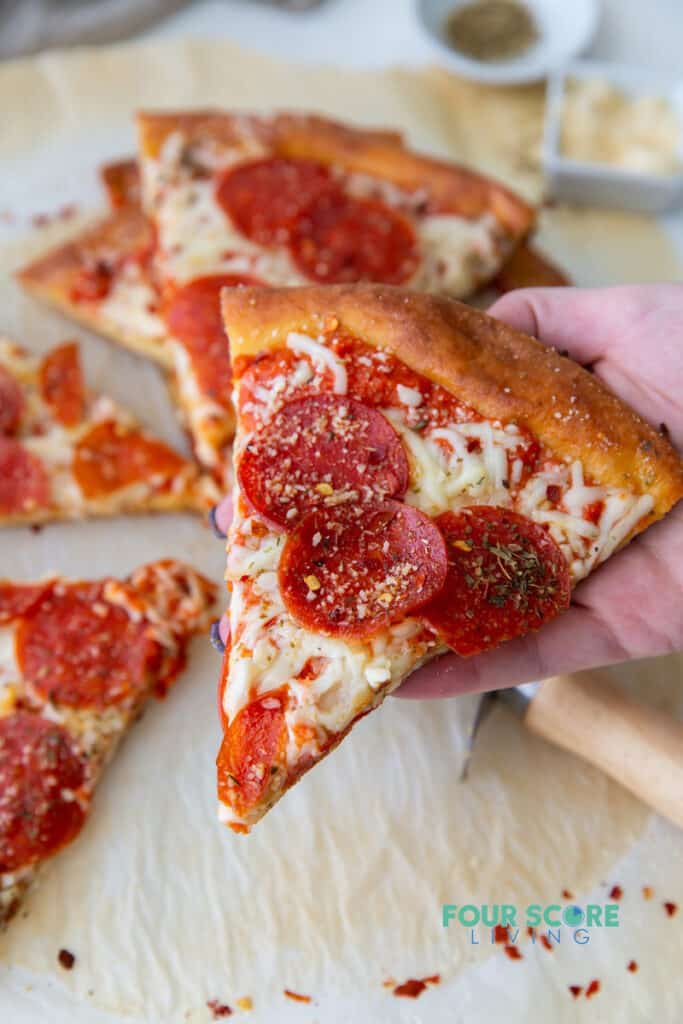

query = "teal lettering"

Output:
[[526, 904, 542, 927], [586, 905, 602, 926], [544, 905, 561, 927], [574, 928, 590, 945], [442, 904, 457, 927], [501, 904, 517, 926], [481, 904, 499, 927], [605, 904, 620, 927], [459, 905, 480, 927]]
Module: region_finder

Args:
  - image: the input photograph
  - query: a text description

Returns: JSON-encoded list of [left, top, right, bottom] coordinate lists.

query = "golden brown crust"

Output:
[[16, 208, 171, 369], [100, 158, 140, 208], [136, 109, 534, 235], [222, 284, 683, 525], [493, 242, 571, 294]]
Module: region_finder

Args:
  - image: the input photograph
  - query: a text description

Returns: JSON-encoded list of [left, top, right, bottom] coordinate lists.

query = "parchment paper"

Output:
[[0, 39, 682, 1024]]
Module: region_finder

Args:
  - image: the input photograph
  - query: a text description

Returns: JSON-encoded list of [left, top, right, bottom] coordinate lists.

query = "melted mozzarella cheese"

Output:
[[99, 263, 166, 343], [387, 411, 515, 514], [155, 178, 308, 286], [410, 212, 508, 297], [0, 626, 18, 713], [286, 333, 348, 394], [225, 513, 440, 746], [517, 461, 654, 580], [171, 341, 228, 468]]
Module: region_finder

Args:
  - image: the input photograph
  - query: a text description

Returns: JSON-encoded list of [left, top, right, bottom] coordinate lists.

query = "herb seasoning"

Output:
[[444, 0, 538, 62]]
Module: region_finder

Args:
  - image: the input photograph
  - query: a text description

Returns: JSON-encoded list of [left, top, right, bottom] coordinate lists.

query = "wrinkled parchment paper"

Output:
[[0, 39, 682, 1024]]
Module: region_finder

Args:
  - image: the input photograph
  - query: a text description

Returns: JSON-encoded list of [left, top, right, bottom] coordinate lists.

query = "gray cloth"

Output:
[[0, 0, 324, 59]]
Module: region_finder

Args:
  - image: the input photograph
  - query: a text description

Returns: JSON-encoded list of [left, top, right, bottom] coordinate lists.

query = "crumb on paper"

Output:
[[627, 960, 638, 973], [504, 944, 523, 961], [664, 901, 678, 918], [236, 996, 253, 1011], [392, 975, 440, 999], [608, 884, 623, 900], [585, 979, 601, 999], [642, 885, 654, 900], [57, 948, 75, 970], [283, 989, 312, 1004], [568, 985, 583, 999], [206, 1000, 232, 1018]]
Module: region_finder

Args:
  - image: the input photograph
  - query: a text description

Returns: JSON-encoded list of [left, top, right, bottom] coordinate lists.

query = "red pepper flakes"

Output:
[[493, 924, 510, 943], [585, 979, 601, 999], [57, 949, 75, 970], [504, 945, 523, 960], [562, 889, 573, 899], [283, 990, 312, 1004], [627, 960, 638, 973], [540, 935, 553, 952], [526, 926, 535, 939], [642, 886, 653, 900], [568, 985, 583, 999], [609, 885, 623, 900], [206, 1000, 232, 1018], [392, 975, 440, 999], [664, 902, 678, 918]]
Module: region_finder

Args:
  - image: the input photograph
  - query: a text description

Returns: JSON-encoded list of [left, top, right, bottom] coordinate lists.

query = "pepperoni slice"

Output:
[[0, 583, 49, 624], [73, 421, 186, 499], [422, 506, 571, 656], [217, 687, 288, 818], [216, 157, 336, 247], [163, 274, 261, 410], [0, 438, 50, 515], [0, 711, 86, 873], [17, 582, 157, 708], [39, 342, 85, 427], [279, 499, 447, 639], [0, 365, 24, 435], [290, 194, 419, 285], [238, 394, 409, 528]]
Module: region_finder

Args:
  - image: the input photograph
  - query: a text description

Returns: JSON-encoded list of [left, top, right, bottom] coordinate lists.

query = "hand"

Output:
[[212, 285, 683, 698], [401, 284, 683, 697]]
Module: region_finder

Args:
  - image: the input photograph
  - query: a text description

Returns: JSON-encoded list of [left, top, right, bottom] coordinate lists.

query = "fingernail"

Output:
[[209, 620, 225, 653], [208, 505, 226, 539]]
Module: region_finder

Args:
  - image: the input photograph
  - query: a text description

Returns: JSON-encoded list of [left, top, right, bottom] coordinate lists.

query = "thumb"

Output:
[[489, 285, 639, 366]]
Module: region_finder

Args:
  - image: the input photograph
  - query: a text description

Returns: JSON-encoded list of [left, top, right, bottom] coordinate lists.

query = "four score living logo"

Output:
[[442, 901, 620, 946]]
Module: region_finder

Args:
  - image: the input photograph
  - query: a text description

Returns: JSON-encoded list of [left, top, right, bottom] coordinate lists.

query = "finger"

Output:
[[210, 495, 234, 538], [489, 285, 640, 366], [395, 602, 628, 699]]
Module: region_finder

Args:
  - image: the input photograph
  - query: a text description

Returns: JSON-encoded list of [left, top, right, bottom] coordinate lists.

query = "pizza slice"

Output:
[[17, 184, 169, 369], [0, 337, 217, 525], [133, 110, 535, 478], [0, 558, 216, 929], [216, 284, 683, 833]]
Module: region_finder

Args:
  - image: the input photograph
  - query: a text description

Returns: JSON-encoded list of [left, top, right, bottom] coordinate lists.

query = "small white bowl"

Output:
[[544, 60, 683, 213], [416, 0, 600, 85]]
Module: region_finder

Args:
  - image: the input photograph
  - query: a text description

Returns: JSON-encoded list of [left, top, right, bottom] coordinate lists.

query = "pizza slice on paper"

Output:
[[216, 284, 683, 833], [0, 558, 216, 929], [17, 161, 168, 368], [0, 337, 216, 526]]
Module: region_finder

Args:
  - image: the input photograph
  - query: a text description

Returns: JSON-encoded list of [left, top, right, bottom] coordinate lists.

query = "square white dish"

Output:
[[544, 59, 683, 212]]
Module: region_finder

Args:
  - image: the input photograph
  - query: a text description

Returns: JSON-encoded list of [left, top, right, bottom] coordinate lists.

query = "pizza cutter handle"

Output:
[[524, 670, 683, 829]]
